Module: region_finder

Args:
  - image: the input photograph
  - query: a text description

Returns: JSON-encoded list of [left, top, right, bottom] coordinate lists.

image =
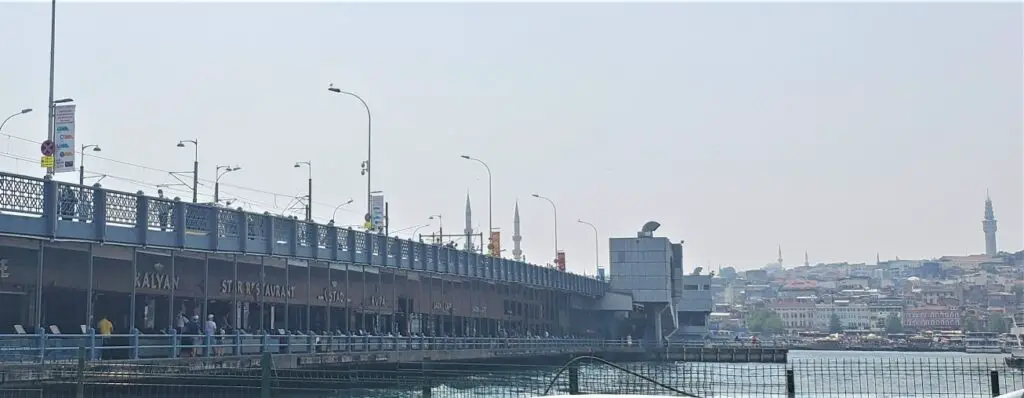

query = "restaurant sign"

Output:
[[220, 279, 296, 299]]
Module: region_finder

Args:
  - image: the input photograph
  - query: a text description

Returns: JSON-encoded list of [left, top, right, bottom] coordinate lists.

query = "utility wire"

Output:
[[0, 131, 360, 217]]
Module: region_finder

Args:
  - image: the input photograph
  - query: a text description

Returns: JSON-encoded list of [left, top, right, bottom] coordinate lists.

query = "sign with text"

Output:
[[52, 105, 76, 173], [220, 279, 296, 299], [369, 194, 385, 233]]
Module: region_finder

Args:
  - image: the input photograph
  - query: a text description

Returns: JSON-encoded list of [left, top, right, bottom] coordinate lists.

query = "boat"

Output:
[[965, 332, 1003, 354], [1005, 320, 1023, 369]]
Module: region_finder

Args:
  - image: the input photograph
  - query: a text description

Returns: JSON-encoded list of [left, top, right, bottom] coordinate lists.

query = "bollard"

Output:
[[990, 369, 1000, 397], [786, 369, 795, 398]]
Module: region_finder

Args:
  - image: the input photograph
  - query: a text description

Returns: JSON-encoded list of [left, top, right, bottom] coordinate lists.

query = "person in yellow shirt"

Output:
[[97, 317, 113, 335]]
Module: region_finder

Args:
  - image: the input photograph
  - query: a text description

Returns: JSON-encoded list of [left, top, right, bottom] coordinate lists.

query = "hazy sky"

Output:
[[0, 2, 1021, 274]]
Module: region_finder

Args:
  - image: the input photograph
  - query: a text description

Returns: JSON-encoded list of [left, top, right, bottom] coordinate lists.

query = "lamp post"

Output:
[[214, 165, 240, 204], [411, 223, 431, 241], [0, 108, 32, 133], [429, 214, 443, 244], [460, 155, 492, 252], [330, 198, 355, 223], [531, 193, 558, 262], [176, 139, 198, 203], [44, 0, 58, 176], [79, 144, 101, 185], [294, 161, 312, 221], [577, 219, 599, 275], [327, 85, 373, 227]]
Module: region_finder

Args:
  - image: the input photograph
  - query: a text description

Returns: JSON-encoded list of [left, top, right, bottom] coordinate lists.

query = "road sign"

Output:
[[40, 140, 55, 156], [40, 156, 54, 168]]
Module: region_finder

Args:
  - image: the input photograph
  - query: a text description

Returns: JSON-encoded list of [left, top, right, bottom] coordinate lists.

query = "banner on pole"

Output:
[[53, 105, 76, 173], [369, 193, 385, 233]]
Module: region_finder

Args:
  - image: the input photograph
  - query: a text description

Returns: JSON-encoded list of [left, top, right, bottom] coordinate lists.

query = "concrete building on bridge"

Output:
[[607, 221, 713, 344]]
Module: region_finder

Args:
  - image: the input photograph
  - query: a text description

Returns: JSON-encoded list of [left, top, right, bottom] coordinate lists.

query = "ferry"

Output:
[[964, 332, 1003, 354]]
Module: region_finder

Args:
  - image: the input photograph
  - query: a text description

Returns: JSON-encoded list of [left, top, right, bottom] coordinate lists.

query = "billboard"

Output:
[[902, 309, 961, 329], [555, 251, 566, 272]]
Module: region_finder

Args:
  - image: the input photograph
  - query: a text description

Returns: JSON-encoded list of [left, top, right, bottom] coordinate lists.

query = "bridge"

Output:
[[0, 170, 620, 369]]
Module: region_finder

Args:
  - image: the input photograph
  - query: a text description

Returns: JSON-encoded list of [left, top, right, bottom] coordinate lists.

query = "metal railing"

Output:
[[0, 333, 627, 364], [0, 171, 604, 296], [1, 354, 1022, 397]]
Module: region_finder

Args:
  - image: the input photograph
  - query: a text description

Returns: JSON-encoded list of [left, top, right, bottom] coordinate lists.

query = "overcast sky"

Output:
[[0, 2, 1020, 274]]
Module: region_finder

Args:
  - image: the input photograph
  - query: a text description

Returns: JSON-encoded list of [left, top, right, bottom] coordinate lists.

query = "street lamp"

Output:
[[0, 108, 32, 133], [577, 219, 600, 275], [176, 139, 199, 203], [330, 198, 355, 223], [411, 223, 431, 241], [214, 165, 241, 204], [294, 161, 312, 221], [429, 214, 443, 244], [460, 155, 493, 253], [531, 193, 558, 263], [79, 144, 101, 185], [327, 84, 373, 227]]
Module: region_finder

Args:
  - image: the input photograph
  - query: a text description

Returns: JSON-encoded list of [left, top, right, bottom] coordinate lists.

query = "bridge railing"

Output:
[[0, 171, 606, 296], [0, 331, 631, 364]]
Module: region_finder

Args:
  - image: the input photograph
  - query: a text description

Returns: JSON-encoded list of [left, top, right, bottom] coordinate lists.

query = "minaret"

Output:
[[464, 193, 475, 252], [777, 245, 783, 266], [983, 191, 998, 256], [512, 201, 523, 261], [804, 251, 809, 267]]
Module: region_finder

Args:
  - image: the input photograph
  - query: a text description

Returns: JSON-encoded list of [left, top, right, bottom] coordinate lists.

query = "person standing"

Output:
[[204, 314, 217, 356]]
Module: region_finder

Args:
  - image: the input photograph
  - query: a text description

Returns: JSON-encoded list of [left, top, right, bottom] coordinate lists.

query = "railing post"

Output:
[[42, 175, 57, 238], [260, 352, 272, 398], [205, 333, 213, 358], [238, 210, 248, 253], [76, 346, 86, 398], [135, 191, 148, 246], [170, 328, 179, 358], [87, 328, 97, 361], [990, 369, 1001, 397], [37, 326, 47, 364], [173, 199, 186, 248], [289, 218, 298, 256], [208, 206, 220, 250], [568, 358, 580, 394], [265, 213, 275, 254], [92, 183, 106, 242], [786, 369, 796, 398], [130, 328, 140, 360]]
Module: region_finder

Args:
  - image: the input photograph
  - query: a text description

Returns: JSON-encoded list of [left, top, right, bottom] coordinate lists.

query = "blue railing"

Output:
[[0, 331, 628, 364], [0, 171, 605, 296]]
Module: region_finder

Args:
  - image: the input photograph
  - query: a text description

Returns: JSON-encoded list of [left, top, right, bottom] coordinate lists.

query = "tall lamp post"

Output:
[[176, 139, 199, 203], [79, 144, 101, 185], [0, 108, 32, 132], [577, 219, 599, 275], [531, 193, 558, 263], [460, 155, 492, 252], [44, 0, 58, 176], [327, 85, 373, 227], [214, 165, 240, 204], [294, 161, 312, 221], [330, 198, 355, 224]]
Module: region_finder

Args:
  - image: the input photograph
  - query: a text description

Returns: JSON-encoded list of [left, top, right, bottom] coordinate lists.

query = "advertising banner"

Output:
[[369, 193, 385, 233], [53, 105, 76, 173], [489, 231, 501, 257]]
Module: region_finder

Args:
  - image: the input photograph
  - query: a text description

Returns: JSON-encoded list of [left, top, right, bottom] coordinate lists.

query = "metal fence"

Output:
[[2, 351, 1023, 397]]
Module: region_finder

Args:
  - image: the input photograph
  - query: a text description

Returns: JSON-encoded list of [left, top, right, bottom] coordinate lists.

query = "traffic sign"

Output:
[[40, 140, 55, 156], [40, 156, 54, 168]]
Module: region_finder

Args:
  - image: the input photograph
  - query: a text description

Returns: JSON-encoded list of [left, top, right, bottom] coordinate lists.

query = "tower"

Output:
[[777, 245, 783, 266], [804, 251, 809, 267], [512, 201, 523, 261], [983, 191, 998, 256], [464, 193, 475, 252]]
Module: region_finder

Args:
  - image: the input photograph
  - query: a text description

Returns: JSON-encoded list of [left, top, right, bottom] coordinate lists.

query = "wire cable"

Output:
[[540, 355, 701, 397]]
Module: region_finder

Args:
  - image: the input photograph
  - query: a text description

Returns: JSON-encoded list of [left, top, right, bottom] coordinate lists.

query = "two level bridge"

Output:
[[0, 171, 608, 343]]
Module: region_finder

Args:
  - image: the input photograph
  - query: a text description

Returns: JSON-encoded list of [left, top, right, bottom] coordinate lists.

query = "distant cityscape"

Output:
[[704, 194, 1023, 336]]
